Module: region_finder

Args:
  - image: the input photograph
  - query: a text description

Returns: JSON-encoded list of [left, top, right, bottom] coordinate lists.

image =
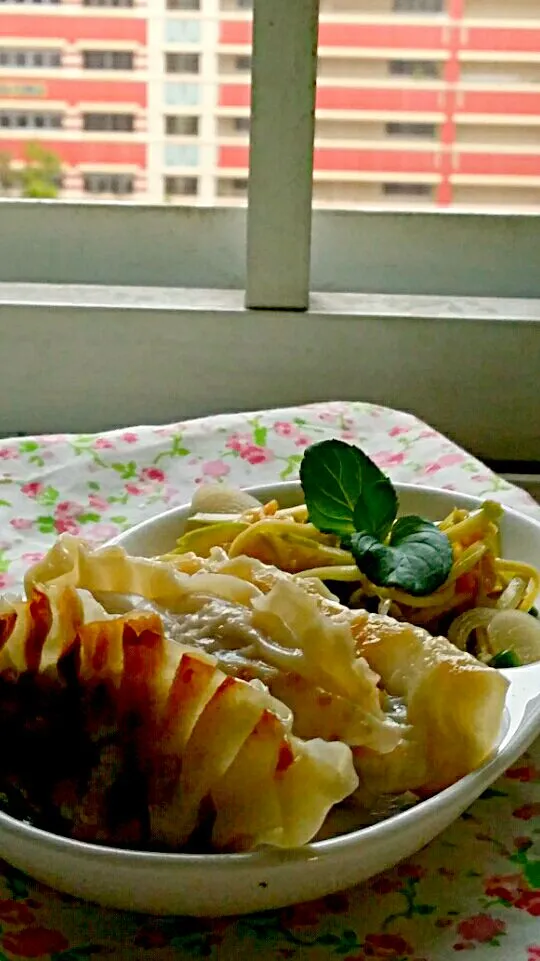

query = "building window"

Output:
[[0, 48, 61, 68], [233, 117, 250, 133], [83, 173, 135, 195], [0, 110, 63, 129], [389, 59, 440, 79], [385, 122, 436, 138], [235, 55, 252, 71], [83, 0, 134, 6], [82, 51, 134, 70], [393, 0, 445, 10], [165, 115, 199, 136], [165, 176, 198, 196], [382, 183, 433, 197], [83, 113, 135, 132], [165, 53, 200, 74], [166, 0, 200, 8]]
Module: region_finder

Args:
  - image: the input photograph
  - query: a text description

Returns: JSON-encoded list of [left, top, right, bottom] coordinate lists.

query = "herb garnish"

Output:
[[489, 650, 521, 669], [299, 439, 453, 597]]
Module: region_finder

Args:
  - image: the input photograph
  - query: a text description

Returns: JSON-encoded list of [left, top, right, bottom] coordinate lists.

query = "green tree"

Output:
[[19, 142, 62, 199], [0, 151, 17, 195]]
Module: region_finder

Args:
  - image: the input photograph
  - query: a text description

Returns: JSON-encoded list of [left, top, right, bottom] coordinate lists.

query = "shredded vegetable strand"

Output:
[[177, 494, 539, 641], [495, 560, 540, 612]]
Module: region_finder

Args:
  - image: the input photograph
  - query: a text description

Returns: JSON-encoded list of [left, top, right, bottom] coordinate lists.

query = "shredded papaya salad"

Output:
[[165, 440, 540, 669]]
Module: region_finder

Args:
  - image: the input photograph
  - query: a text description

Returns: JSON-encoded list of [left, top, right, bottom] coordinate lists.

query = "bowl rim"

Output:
[[2, 481, 539, 869], [108, 480, 540, 547]]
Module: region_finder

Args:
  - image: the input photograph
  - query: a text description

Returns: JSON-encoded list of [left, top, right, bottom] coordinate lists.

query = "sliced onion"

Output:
[[496, 577, 527, 611], [190, 484, 260, 515], [487, 609, 540, 665], [447, 607, 499, 650]]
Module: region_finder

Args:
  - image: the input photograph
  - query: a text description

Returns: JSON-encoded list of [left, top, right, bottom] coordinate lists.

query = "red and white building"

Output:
[[2, 0, 540, 208]]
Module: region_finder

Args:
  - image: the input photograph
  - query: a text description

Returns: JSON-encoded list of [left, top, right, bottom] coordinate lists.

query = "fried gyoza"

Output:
[[0, 579, 357, 851]]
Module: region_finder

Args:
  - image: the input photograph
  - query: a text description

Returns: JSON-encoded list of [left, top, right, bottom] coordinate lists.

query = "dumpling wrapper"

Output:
[[350, 612, 509, 792], [0, 578, 358, 852]]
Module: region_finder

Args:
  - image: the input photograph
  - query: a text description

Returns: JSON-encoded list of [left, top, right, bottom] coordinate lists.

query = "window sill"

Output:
[[0, 283, 537, 463]]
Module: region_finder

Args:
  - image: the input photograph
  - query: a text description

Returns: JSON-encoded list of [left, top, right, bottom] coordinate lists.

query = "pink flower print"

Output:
[[125, 483, 144, 496], [140, 467, 165, 483], [274, 421, 295, 436], [363, 932, 414, 957], [418, 429, 439, 440], [374, 451, 405, 469], [506, 763, 540, 783], [21, 482, 43, 498], [56, 501, 83, 517], [484, 873, 522, 902], [514, 836, 533, 851], [0, 448, 18, 460], [396, 862, 425, 881], [202, 460, 230, 479], [54, 517, 81, 535], [0, 575, 10, 590], [239, 445, 275, 466], [317, 412, 337, 423], [389, 426, 411, 437], [10, 517, 33, 531], [514, 891, 540, 917], [370, 875, 402, 895], [225, 432, 253, 454], [341, 431, 357, 442], [2, 926, 69, 958], [93, 437, 114, 450], [294, 434, 311, 448], [528, 947, 540, 961], [121, 432, 138, 444], [456, 914, 506, 943], [424, 454, 466, 475], [88, 494, 109, 512], [22, 552, 45, 564], [86, 523, 118, 542], [513, 803, 540, 821]]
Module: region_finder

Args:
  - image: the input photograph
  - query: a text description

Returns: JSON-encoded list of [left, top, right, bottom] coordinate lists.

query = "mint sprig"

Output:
[[300, 439, 453, 597]]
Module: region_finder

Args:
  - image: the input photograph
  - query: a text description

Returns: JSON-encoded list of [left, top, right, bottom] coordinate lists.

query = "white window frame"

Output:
[[0, 0, 538, 467]]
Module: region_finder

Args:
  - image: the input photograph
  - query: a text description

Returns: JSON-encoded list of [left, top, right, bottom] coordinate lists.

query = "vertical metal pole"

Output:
[[245, 0, 320, 310]]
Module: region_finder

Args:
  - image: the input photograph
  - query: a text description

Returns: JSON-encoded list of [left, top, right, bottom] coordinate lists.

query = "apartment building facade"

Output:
[[2, 0, 540, 208]]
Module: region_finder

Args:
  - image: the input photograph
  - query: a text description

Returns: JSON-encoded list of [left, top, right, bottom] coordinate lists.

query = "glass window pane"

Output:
[[314, 0, 540, 211], [3, 0, 537, 213]]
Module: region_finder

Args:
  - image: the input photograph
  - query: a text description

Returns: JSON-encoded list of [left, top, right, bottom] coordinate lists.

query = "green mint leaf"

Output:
[[348, 515, 453, 596], [300, 439, 397, 538], [353, 477, 397, 541]]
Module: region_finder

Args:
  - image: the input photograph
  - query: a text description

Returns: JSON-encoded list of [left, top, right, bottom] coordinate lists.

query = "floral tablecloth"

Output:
[[0, 400, 539, 961]]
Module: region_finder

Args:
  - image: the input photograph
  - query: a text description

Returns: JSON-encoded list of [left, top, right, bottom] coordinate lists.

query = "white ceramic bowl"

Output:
[[1, 482, 539, 918]]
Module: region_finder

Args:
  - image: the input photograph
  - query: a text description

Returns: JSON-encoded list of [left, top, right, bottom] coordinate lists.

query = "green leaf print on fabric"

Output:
[[111, 462, 138, 481], [153, 435, 190, 464], [36, 515, 56, 535], [35, 486, 59, 508]]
